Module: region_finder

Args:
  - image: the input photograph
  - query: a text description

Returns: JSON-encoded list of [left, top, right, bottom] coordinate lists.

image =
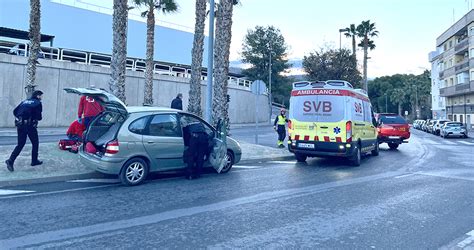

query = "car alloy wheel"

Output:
[[220, 151, 234, 173], [120, 158, 149, 186]]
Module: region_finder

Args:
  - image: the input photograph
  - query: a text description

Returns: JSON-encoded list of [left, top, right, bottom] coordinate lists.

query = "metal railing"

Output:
[[0, 39, 251, 89]]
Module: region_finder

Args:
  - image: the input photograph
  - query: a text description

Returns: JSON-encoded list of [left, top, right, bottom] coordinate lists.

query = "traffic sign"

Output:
[[251, 80, 266, 95]]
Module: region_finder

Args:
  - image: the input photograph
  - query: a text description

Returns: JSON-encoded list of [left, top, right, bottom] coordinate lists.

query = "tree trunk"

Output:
[[398, 103, 402, 116], [212, 0, 234, 131], [363, 35, 368, 92], [188, 0, 207, 116], [26, 0, 41, 98], [143, 5, 155, 106], [351, 35, 356, 56], [109, 0, 128, 103]]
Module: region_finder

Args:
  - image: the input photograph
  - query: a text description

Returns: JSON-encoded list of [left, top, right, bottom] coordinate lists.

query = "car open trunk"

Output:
[[84, 111, 126, 156]]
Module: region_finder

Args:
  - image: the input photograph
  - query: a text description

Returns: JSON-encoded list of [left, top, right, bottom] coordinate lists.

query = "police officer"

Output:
[[273, 108, 288, 148], [182, 122, 210, 180], [5, 90, 44, 172]]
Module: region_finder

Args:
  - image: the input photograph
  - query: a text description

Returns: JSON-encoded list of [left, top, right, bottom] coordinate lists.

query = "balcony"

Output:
[[438, 67, 455, 79], [455, 38, 469, 52], [440, 81, 474, 97], [454, 59, 470, 72]]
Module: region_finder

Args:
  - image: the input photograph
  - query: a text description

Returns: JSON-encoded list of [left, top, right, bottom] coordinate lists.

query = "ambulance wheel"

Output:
[[295, 153, 307, 162], [371, 141, 379, 156], [388, 143, 399, 150], [350, 145, 361, 166]]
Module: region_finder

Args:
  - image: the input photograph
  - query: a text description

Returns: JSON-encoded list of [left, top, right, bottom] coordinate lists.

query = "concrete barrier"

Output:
[[0, 53, 270, 128]]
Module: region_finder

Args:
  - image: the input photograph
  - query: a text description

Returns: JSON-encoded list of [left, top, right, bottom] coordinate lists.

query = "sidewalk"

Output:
[[0, 141, 293, 187]]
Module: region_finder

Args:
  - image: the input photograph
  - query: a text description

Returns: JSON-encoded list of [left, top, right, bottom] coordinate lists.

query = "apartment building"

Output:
[[431, 10, 474, 129]]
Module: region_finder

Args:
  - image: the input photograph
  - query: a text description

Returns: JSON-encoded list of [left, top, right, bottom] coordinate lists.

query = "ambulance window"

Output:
[[363, 101, 372, 122]]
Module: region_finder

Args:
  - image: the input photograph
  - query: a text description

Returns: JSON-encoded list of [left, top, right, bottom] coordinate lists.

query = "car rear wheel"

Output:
[[388, 143, 399, 150], [295, 153, 307, 162], [220, 150, 234, 173], [120, 158, 149, 186], [350, 145, 361, 166], [371, 141, 379, 156]]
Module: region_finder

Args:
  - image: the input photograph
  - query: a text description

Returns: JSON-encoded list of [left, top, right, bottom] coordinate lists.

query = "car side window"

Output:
[[128, 116, 150, 135], [179, 114, 214, 136], [148, 114, 182, 137]]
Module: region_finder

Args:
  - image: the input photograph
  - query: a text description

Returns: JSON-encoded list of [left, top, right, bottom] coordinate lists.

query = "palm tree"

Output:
[[133, 0, 178, 106], [212, 0, 237, 130], [344, 24, 357, 56], [109, 0, 129, 103], [390, 88, 406, 115], [26, 0, 41, 97], [356, 20, 379, 92], [187, 0, 207, 116]]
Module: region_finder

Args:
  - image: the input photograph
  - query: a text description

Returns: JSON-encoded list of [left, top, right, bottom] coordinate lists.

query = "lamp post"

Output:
[[339, 28, 349, 50], [205, 0, 215, 123], [268, 41, 272, 124], [384, 93, 388, 113]]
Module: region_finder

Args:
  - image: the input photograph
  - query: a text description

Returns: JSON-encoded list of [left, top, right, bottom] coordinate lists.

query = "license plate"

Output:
[[298, 143, 315, 149], [388, 136, 400, 139], [399, 128, 406, 131]]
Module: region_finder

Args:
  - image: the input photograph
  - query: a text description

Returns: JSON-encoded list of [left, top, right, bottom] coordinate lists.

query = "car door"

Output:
[[142, 113, 185, 171]]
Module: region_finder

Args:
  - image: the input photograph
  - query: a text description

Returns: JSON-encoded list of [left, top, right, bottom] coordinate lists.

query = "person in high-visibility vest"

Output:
[[273, 108, 289, 148]]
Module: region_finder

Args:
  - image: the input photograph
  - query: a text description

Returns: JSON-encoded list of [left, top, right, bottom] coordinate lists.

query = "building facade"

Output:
[[432, 10, 474, 129], [429, 51, 446, 120]]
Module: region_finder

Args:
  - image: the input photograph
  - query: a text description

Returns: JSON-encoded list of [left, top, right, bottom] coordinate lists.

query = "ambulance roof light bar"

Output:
[[292, 80, 354, 89]]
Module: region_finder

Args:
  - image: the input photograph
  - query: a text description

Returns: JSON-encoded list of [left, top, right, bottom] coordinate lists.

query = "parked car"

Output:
[[413, 120, 422, 130], [421, 119, 431, 132], [432, 119, 450, 135], [64, 87, 242, 186], [440, 122, 469, 138], [376, 113, 410, 150], [426, 120, 437, 134], [416, 120, 425, 130]]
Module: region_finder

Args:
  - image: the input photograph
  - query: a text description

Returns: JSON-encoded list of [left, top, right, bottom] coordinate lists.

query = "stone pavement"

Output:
[[0, 141, 293, 187]]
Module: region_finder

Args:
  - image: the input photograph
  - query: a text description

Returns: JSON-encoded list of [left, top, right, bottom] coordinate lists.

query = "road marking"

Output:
[[267, 160, 296, 164], [233, 165, 259, 169], [0, 171, 402, 249], [442, 140, 456, 145], [0, 189, 34, 196], [457, 229, 474, 248], [394, 173, 416, 179], [0, 184, 119, 200], [458, 141, 474, 145], [67, 178, 120, 184]]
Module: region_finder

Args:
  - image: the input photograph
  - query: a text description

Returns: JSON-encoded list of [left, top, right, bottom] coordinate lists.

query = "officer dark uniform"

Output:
[[5, 90, 44, 172], [273, 108, 288, 148], [182, 122, 210, 180]]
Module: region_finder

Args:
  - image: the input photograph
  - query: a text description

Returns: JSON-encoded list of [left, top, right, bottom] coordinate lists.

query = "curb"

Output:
[[0, 155, 295, 188]]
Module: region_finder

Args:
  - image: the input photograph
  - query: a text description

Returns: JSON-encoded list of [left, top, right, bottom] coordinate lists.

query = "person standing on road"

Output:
[[182, 122, 210, 180], [171, 93, 183, 110], [5, 90, 44, 172], [78, 95, 104, 128], [274, 108, 289, 148]]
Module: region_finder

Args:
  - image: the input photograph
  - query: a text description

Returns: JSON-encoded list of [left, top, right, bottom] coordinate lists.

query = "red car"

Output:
[[375, 113, 410, 149]]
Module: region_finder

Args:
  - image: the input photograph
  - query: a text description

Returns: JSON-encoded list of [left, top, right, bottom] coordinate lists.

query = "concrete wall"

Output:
[[0, 54, 269, 128]]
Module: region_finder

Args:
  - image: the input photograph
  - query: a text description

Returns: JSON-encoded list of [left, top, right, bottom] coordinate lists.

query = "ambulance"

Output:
[[287, 80, 379, 166]]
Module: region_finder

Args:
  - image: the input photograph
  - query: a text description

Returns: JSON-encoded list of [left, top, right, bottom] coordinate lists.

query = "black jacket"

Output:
[[13, 97, 42, 121], [171, 97, 183, 110]]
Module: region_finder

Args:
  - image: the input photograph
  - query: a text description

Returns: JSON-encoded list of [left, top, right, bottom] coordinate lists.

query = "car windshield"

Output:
[[379, 115, 407, 124], [446, 122, 463, 127]]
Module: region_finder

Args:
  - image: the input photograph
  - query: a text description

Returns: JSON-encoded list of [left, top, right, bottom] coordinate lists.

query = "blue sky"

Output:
[[148, 0, 474, 77]]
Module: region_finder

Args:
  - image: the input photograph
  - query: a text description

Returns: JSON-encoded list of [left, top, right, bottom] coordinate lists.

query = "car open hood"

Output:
[[64, 87, 127, 113]]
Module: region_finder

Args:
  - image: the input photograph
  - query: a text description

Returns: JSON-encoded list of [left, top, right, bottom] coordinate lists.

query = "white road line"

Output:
[[0, 189, 34, 196], [0, 184, 119, 200], [457, 229, 474, 248], [67, 179, 120, 184], [442, 140, 456, 145], [459, 141, 474, 145], [233, 165, 259, 169], [267, 161, 296, 164], [394, 173, 416, 179]]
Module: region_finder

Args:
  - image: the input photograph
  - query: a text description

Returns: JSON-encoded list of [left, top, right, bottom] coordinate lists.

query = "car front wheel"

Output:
[[120, 158, 149, 186], [295, 153, 307, 162], [220, 150, 234, 173]]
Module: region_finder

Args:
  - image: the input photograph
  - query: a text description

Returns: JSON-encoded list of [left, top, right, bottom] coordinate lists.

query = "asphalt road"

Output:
[[0, 130, 473, 248]]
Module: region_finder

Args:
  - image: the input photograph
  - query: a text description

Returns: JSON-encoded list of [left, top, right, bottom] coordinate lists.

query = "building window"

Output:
[[467, 99, 471, 104], [449, 40, 453, 48]]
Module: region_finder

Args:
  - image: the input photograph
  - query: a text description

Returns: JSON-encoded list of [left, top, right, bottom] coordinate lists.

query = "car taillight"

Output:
[[105, 140, 119, 157], [288, 120, 293, 130], [346, 121, 352, 143]]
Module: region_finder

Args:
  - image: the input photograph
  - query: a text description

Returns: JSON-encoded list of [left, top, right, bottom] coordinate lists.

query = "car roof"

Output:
[[127, 106, 180, 113]]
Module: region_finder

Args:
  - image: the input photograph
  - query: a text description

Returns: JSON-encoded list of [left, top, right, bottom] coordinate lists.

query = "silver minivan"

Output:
[[65, 88, 242, 186]]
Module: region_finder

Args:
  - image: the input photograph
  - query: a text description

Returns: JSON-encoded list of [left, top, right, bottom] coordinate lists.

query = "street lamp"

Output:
[[268, 41, 272, 125], [339, 28, 349, 50], [384, 93, 388, 113]]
